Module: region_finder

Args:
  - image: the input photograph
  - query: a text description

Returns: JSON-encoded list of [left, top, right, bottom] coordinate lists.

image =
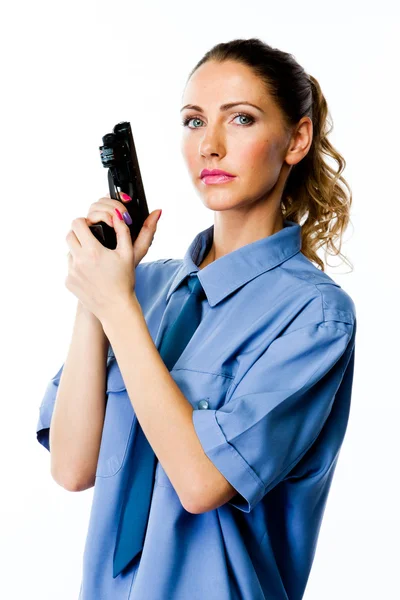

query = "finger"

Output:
[[113, 208, 134, 253], [70, 217, 100, 249], [65, 229, 81, 255], [91, 199, 132, 220], [132, 210, 161, 264], [105, 191, 132, 203], [86, 209, 114, 228], [118, 191, 132, 203]]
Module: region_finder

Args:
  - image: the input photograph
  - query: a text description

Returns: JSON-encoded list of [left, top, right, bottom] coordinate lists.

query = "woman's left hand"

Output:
[[65, 205, 162, 324]]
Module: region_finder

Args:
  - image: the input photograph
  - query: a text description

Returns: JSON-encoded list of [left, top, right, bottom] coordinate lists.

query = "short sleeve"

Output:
[[36, 363, 65, 452], [35, 263, 150, 452], [192, 320, 356, 513], [36, 343, 116, 452]]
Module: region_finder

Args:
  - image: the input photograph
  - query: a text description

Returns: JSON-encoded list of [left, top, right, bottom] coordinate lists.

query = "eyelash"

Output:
[[181, 112, 255, 129]]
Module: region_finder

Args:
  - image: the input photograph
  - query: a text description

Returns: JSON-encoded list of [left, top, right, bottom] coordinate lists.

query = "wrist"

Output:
[[76, 300, 100, 324], [101, 293, 142, 337]]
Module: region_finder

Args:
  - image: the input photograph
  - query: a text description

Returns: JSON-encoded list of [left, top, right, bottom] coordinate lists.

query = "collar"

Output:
[[166, 219, 302, 308]]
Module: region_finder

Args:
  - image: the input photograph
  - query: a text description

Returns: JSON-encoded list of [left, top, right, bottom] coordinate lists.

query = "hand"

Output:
[[65, 192, 162, 324]]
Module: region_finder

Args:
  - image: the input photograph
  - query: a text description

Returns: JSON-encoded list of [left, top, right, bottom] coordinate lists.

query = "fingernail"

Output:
[[114, 208, 123, 221], [156, 209, 162, 222], [123, 211, 132, 225], [120, 192, 132, 202]]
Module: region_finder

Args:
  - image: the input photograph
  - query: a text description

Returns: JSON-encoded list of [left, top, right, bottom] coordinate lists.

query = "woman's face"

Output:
[[180, 60, 295, 214]]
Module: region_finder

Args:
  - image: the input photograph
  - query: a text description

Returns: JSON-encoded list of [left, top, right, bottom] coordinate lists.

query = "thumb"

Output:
[[132, 209, 162, 263]]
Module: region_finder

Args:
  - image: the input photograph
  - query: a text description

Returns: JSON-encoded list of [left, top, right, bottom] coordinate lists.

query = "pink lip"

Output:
[[200, 168, 235, 178], [201, 174, 236, 185]]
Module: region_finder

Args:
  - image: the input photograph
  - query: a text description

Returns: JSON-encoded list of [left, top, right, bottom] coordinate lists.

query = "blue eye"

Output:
[[181, 112, 255, 128], [183, 117, 203, 128]]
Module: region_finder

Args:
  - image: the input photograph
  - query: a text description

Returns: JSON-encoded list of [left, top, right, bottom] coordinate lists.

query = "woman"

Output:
[[36, 38, 356, 599]]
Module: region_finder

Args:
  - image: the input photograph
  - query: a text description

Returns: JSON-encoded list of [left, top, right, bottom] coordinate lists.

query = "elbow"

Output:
[[184, 494, 216, 515], [182, 497, 206, 515], [51, 465, 95, 492], [183, 474, 239, 514], [65, 477, 95, 492], [181, 482, 211, 515], [178, 482, 202, 515]]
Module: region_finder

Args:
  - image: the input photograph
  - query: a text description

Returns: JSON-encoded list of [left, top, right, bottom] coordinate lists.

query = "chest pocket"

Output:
[[95, 357, 136, 478], [154, 368, 234, 490]]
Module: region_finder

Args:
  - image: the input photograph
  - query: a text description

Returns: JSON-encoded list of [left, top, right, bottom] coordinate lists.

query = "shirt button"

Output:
[[197, 399, 209, 410]]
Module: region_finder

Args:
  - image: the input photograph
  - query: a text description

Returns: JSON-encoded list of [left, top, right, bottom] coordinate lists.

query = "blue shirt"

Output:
[[36, 219, 356, 600]]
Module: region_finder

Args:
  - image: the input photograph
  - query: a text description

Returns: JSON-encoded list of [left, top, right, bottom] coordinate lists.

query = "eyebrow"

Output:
[[180, 101, 264, 114]]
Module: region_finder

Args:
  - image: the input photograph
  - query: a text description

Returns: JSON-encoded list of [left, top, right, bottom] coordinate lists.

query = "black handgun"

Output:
[[90, 121, 150, 249]]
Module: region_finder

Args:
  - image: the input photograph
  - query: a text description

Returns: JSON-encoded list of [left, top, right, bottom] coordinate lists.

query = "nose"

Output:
[[199, 124, 225, 158]]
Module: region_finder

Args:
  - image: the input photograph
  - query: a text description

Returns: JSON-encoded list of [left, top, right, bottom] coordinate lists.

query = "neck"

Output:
[[200, 210, 284, 269]]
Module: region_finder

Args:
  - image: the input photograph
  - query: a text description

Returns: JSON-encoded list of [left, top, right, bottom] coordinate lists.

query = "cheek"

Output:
[[239, 138, 284, 186], [239, 140, 275, 171], [181, 138, 197, 169]]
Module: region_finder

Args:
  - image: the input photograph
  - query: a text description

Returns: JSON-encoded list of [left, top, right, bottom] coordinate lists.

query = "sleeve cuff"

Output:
[[36, 380, 58, 452], [192, 408, 265, 513]]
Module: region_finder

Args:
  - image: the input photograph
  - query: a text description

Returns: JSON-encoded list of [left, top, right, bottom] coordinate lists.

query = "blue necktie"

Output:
[[113, 273, 206, 578]]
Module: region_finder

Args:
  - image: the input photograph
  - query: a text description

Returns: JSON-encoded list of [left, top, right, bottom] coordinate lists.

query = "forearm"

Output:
[[50, 301, 109, 490], [101, 294, 210, 513]]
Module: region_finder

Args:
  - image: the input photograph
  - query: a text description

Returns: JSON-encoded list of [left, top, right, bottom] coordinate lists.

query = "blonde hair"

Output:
[[186, 38, 353, 272]]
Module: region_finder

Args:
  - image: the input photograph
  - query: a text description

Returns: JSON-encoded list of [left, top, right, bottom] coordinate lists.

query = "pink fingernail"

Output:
[[120, 192, 132, 202]]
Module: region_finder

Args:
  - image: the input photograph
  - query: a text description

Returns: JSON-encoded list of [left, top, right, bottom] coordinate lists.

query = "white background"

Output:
[[1, 0, 399, 598]]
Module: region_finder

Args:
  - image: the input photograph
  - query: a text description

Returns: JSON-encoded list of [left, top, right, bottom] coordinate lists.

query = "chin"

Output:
[[198, 194, 244, 212]]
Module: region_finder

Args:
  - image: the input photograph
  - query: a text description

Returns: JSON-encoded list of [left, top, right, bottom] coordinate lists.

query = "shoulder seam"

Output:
[[280, 320, 353, 339], [282, 265, 340, 288], [311, 280, 354, 325]]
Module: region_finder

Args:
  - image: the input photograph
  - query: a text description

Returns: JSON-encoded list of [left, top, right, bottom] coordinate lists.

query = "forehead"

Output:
[[182, 60, 269, 107]]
